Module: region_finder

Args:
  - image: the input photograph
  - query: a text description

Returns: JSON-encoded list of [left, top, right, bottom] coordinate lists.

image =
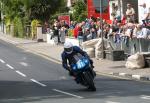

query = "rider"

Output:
[[61, 41, 95, 81]]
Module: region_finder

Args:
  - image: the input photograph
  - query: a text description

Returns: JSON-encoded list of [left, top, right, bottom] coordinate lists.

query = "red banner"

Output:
[[58, 15, 70, 26]]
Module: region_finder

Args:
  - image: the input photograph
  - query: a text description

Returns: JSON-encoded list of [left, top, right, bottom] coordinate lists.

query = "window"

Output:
[[93, 0, 109, 13]]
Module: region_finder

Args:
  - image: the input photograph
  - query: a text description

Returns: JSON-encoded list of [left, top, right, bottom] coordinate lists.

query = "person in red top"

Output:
[[121, 15, 127, 25], [73, 24, 79, 38]]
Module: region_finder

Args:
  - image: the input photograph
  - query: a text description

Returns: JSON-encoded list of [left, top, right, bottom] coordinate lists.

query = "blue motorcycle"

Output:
[[70, 56, 96, 91]]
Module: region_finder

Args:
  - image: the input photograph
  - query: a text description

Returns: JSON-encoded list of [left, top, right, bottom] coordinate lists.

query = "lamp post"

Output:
[[0, 2, 3, 33], [100, 0, 105, 59]]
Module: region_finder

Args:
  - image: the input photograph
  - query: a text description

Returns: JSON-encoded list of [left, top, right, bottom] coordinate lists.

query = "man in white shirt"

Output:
[[134, 24, 150, 39], [126, 3, 135, 23], [140, 3, 150, 26]]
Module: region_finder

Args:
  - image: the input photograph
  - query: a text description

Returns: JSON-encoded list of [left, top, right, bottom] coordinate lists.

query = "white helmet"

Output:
[[64, 42, 73, 54]]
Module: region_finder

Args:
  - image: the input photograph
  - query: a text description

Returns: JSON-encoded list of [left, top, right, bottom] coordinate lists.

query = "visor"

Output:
[[64, 47, 73, 54]]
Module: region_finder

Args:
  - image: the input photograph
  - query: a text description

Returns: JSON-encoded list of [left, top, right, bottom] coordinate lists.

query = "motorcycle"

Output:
[[70, 55, 96, 91]]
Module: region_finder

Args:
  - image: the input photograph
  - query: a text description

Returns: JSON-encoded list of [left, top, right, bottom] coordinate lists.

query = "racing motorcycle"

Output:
[[70, 53, 96, 91]]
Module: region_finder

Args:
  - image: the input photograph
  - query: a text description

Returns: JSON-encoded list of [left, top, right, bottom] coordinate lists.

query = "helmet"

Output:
[[64, 42, 73, 54]]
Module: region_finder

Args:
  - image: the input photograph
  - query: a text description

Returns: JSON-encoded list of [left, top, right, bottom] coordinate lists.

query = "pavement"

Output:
[[1, 32, 150, 81]]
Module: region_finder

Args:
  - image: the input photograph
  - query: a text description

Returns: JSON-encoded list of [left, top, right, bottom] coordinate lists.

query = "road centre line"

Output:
[[52, 89, 84, 99], [106, 101, 120, 103], [20, 62, 28, 67], [6, 64, 14, 70], [0, 59, 5, 63], [16, 70, 27, 77], [30, 79, 47, 87]]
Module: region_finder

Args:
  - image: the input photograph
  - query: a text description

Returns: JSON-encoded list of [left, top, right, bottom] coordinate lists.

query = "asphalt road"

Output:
[[0, 39, 150, 103]]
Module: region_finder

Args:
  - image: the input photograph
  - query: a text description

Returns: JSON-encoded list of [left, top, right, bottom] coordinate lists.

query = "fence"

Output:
[[108, 35, 150, 56]]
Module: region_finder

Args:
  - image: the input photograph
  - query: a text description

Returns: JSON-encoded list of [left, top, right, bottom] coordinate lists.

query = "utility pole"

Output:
[[0, 1, 4, 33], [100, 0, 105, 59], [118, 0, 122, 20]]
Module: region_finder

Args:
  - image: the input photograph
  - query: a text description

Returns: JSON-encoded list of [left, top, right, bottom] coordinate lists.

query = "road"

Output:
[[0, 39, 150, 103]]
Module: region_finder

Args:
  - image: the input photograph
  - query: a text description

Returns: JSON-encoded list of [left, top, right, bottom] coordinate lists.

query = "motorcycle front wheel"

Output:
[[83, 71, 96, 91]]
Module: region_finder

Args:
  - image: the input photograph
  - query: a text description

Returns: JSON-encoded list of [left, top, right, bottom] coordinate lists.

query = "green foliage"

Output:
[[1, 0, 24, 21], [0, 0, 67, 38], [72, 0, 87, 22], [31, 19, 41, 39], [29, 0, 66, 22], [5, 17, 11, 34], [0, 0, 66, 22], [13, 17, 24, 38]]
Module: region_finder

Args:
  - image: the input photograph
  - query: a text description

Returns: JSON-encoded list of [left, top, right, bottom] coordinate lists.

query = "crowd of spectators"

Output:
[[49, 3, 150, 45]]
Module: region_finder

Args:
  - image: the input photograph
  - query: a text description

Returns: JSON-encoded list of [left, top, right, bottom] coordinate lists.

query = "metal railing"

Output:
[[108, 35, 150, 56]]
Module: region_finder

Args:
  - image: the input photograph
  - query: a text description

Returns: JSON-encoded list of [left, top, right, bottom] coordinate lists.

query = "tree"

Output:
[[27, 0, 66, 22], [0, 0, 24, 21], [0, 0, 66, 22], [72, 0, 87, 22], [0, 0, 67, 37]]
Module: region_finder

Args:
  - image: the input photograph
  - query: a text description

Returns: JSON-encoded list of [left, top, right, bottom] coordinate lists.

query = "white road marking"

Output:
[[30, 79, 47, 87], [59, 76, 67, 80], [1, 37, 19, 44], [20, 62, 28, 67], [6, 64, 14, 70], [16, 70, 27, 77], [132, 75, 141, 79], [106, 101, 120, 103], [119, 73, 126, 76], [53, 89, 84, 99], [94, 91, 122, 96], [141, 95, 150, 100], [0, 59, 5, 63]]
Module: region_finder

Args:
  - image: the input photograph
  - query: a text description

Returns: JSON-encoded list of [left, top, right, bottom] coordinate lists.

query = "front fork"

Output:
[[88, 67, 96, 78]]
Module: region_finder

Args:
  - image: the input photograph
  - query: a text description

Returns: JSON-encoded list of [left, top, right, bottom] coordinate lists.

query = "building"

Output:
[[110, 0, 150, 23]]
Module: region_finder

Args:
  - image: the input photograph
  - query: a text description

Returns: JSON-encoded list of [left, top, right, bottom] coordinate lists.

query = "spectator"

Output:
[[96, 21, 102, 37], [121, 15, 127, 25], [133, 24, 150, 39], [59, 26, 66, 44], [103, 24, 110, 39], [111, 3, 117, 24], [90, 21, 97, 39], [126, 3, 135, 23], [77, 23, 83, 46], [139, 3, 150, 26], [115, 6, 121, 22], [125, 19, 135, 38], [53, 21, 61, 44], [69, 21, 75, 29]]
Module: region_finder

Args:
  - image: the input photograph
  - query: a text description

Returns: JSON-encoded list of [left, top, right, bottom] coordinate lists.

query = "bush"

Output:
[[31, 19, 41, 39], [13, 17, 25, 38], [5, 18, 11, 34]]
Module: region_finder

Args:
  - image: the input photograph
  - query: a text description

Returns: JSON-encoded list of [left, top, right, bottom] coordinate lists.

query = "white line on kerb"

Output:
[[16, 70, 27, 77], [141, 95, 150, 100], [6, 64, 14, 69], [30, 79, 47, 87], [106, 101, 120, 103], [0, 59, 5, 63], [53, 89, 84, 99]]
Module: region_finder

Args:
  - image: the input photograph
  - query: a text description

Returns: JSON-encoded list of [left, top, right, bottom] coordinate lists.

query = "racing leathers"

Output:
[[61, 46, 94, 72]]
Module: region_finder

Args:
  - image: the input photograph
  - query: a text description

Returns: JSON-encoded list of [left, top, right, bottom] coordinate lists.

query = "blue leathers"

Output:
[[61, 46, 93, 70]]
